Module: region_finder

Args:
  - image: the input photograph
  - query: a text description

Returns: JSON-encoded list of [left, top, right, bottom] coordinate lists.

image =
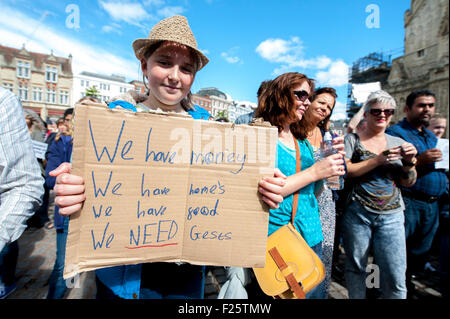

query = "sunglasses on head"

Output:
[[369, 108, 395, 116], [293, 90, 310, 102]]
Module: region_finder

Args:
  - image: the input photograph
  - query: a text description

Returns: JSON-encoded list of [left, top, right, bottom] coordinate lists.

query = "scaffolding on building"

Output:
[[346, 51, 397, 121]]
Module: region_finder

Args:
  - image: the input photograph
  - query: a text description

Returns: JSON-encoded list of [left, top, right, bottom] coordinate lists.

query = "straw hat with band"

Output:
[[132, 15, 209, 71]]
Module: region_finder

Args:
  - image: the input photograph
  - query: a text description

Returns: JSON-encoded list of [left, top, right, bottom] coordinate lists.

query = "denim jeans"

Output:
[[403, 196, 439, 257], [342, 201, 407, 299], [95, 263, 205, 299], [306, 242, 327, 299], [47, 217, 69, 299], [0, 241, 19, 288]]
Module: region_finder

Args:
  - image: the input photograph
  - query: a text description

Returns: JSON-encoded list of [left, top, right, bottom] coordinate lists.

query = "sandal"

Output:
[[44, 221, 54, 229]]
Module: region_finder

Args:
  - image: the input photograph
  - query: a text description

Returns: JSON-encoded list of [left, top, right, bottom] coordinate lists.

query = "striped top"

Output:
[[0, 88, 44, 251]]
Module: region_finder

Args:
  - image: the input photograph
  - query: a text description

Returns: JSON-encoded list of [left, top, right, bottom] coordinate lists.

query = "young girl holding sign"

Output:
[[50, 15, 286, 299]]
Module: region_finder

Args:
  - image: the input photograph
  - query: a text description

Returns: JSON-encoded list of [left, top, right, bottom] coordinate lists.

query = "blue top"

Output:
[[187, 104, 212, 120], [93, 103, 207, 299], [386, 118, 447, 197], [268, 138, 324, 247], [45, 134, 73, 229]]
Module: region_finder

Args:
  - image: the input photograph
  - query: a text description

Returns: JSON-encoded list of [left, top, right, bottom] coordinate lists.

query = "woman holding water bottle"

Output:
[[304, 87, 343, 298], [254, 73, 346, 299], [341, 90, 418, 299]]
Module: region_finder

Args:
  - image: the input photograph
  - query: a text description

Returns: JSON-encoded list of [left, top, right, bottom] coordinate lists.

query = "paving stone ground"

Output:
[[5, 192, 444, 300]]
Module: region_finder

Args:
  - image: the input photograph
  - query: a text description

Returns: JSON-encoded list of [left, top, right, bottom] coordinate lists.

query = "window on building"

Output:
[[86, 80, 90, 87], [46, 66, 58, 82], [2, 83, 13, 92], [33, 87, 43, 102], [17, 61, 30, 78], [46, 89, 56, 103], [18, 85, 29, 101], [60, 90, 69, 105], [417, 49, 425, 57], [81, 80, 84, 87]]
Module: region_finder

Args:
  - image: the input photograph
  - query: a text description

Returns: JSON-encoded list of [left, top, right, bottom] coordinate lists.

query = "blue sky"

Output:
[[0, 0, 410, 120]]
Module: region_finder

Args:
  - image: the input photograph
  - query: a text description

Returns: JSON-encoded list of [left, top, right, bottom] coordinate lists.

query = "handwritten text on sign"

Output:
[[64, 103, 276, 279]]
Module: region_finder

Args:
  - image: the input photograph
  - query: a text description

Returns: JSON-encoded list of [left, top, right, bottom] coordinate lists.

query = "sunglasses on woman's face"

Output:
[[293, 90, 310, 102], [369, 108, 395, 116]]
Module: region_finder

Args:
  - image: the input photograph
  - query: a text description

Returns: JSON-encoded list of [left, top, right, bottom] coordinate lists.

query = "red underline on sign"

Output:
[[124, 243, 179, 249]]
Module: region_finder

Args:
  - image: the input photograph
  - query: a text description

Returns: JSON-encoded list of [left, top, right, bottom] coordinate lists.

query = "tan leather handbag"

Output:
[[253, 136, 325, 299]]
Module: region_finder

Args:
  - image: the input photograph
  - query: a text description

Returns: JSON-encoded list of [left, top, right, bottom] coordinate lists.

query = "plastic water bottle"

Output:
[[321, 131, 344, 190]]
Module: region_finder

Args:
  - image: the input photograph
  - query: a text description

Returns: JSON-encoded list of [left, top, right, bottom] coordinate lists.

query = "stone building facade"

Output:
[[385, 0, 449, 135], [0, 44, 73, 121]]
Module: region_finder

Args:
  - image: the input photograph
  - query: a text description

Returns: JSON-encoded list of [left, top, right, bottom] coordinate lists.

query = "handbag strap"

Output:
[[291, 135, 301, 224], [269, 247, 306, 299]]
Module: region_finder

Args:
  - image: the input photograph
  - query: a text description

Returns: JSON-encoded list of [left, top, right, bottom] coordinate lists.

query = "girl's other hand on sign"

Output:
[[258, 168, 287, 209], [50, 162, 86, 216]]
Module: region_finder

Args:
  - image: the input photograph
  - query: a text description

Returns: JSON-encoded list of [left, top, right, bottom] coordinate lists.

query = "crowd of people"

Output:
[[0, 15, 448, 300]]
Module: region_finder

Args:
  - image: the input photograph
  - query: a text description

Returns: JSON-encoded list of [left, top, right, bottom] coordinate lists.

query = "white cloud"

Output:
[[330, 101, 347, 121], [221, 52, 240, 64], [255, 37, 303, 64], [221, 47, 242, 64], [256, 37, 348, 87], [0, 6, 139, 81], [99, 1, 185, 27], [143, 0, 165, 6], [101, 24, 122, 34], [156, 6, 184, 18], [315, 60, 349, 87], [99, 1, 151, 26], [306, 56, 332, 69]]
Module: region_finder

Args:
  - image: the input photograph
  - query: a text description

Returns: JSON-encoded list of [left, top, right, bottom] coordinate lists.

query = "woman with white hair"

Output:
[[341, 90, 418, 299]]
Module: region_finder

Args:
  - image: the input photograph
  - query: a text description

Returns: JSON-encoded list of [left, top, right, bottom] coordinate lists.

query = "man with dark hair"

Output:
[[63, 107, 74, 118], [405, 89, 436, 110], [234, 80, 272, 125], [386, 89, 447, 297]]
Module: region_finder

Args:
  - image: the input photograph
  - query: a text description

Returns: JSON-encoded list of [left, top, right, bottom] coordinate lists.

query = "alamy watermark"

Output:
[[366, 4, 380, 29], [168, 121, 277, 174], [366, 263, 380, 289], [65, 4, 80, 30]]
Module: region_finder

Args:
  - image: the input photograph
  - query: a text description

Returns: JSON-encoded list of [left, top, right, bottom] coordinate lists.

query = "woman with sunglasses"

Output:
[[255, 72, 345, 299], [342, 90, 418, 299]]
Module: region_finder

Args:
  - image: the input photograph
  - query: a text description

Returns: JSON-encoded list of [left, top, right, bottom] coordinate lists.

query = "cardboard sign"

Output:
[[436, 138, 449, 170], [64, 103, 277, 279], [31, 140, 48, 159]]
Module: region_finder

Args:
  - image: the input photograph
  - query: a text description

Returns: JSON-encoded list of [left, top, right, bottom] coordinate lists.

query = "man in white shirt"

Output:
[[0, 87, 44, 298]]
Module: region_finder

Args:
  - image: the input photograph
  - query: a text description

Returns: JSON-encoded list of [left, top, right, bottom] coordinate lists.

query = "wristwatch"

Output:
[[402, 157, 417, 167]]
